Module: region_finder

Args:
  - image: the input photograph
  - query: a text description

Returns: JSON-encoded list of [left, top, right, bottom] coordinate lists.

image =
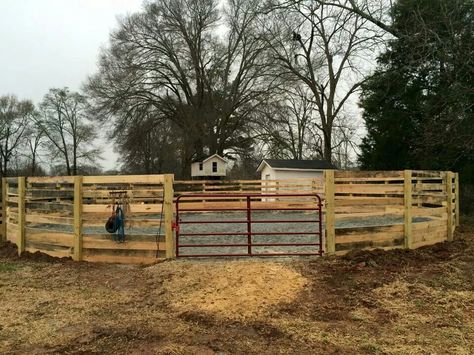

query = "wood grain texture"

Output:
[[74, 176, 83, 261], [17, 177, 26, 255], [446, 172, 454, 241], [324, 170, 335, 254], [404, 170, 413, 249]]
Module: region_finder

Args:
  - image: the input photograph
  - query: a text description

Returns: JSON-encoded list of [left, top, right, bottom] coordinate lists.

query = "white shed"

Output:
[[191, 154, 228, 179], [257, 159, 337, 180]]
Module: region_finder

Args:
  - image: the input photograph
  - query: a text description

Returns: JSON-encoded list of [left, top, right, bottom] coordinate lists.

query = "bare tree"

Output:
[[261, 1, 383, 162], [0, 95, 34, 176], [38, 88, 100, 176], [256, 85, 323, 159], [87, 0, 273, 177], [23, 121, 45, 176]]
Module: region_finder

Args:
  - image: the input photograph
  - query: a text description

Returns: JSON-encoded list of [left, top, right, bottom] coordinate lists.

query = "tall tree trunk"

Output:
[[323, 129, 332, 163]]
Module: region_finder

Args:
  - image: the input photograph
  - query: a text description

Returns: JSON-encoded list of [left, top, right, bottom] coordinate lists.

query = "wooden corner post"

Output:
[[454, 172, 460, 227], [446, 171, 454, 241], [403, 170, 413, 249], [17, 177, 26, 255], [73, 176, 83, 261], [1, 178, 6, 242], [324, 170, 335, 254], [163, 174, 175, 258]]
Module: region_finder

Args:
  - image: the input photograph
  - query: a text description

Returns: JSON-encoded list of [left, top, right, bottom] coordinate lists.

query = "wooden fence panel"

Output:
[[80, 174, 172, 263], [0, 171, 459, 262]]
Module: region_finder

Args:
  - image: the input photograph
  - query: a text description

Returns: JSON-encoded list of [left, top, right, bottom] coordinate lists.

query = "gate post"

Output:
[[164, 174, 175, 258], [73, 176, 83, 261], [1, 178, 6, 242], [446, 171, 454, 241], [324, 170, 335, 254], [17, 177, 26, 255], [403, 170, 413, 249], [454, 172, 460, 227]]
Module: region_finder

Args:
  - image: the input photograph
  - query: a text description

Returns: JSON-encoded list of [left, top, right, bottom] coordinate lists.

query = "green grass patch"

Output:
[[0, 262, 20, 272]]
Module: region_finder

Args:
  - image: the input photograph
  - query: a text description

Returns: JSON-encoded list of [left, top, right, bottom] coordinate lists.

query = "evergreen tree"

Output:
[[359, 0, 473, 175]]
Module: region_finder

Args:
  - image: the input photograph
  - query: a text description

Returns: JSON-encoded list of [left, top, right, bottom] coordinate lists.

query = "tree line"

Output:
[[1, 0, 472, 202], [0, 89, 100, 177]]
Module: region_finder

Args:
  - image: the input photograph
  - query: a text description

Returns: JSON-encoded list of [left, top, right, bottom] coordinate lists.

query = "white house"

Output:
[[257, 159, 337, 180], [191, 154, 228, 179]]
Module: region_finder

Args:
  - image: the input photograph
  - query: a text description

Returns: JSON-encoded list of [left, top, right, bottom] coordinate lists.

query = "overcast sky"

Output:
[[0, 0, 143, 170]]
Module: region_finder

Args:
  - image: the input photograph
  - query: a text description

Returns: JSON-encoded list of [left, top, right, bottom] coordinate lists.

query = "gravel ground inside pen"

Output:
[[27, 211, 431, 256]]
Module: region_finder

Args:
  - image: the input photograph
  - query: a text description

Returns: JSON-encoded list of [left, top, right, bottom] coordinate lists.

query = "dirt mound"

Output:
[[0, 241, 19, 259], [342, 228, 470, 268], [0, 241, 71, 263], [148, 260, 308, 320]]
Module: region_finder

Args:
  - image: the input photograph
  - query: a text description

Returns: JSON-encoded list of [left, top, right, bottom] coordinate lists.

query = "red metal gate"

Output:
[[175, 193, 323, 257]]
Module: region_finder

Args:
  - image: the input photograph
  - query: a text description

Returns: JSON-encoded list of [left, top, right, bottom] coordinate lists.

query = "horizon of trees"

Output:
[[0, 0, 471, 194]]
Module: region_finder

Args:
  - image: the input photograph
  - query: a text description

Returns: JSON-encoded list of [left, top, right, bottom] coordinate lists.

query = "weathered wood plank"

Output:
[[446, 172, 454, 242], [74, 176, 83, 261], [404, 170, 413, 249], [412, 207, 447, 218], [163, 174, 174, 258], [335, 210, 404, 221], [455, 172, 459, 227], [82, 203, 164, 214], [336, 229, 404, 244], [83, 238, 165, 251], [82, 218, 165, 228], [336, 224, 404, 236], [324, 170, 335, 254], [83, 175, 165, 184], [412, 218, 447, 231], [335, 171, 404, 179], [25, 228, 74, 247], [17, 177, 26, 255], [27, 176, 75, 184], [335, 184, 404, 194], [25, 214, 74, 225], [83, 233, 165, 242], [1, 178, 7, 242]]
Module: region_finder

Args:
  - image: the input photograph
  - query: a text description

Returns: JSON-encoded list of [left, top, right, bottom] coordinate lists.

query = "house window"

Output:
[[199, 163, 203, 171], [212, 162, 217, 172]]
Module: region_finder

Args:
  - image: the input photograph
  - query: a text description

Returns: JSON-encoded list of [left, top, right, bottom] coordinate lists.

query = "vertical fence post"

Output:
[[454, 172, 460, 227], [1, 178, 6, 242], [446, 171, 454, 241], [73, 176, 83, 261], [324, 170, 335, 254], [17, 177, 26, 255], [403, 170, 413, 249], [164, 174, 175, 258]]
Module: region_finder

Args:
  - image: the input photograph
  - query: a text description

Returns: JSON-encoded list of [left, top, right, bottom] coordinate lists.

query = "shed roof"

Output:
[[257, 159, 337, 172]]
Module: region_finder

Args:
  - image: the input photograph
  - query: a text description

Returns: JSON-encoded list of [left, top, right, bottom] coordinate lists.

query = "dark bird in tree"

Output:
[[292, 31, 301, 41]]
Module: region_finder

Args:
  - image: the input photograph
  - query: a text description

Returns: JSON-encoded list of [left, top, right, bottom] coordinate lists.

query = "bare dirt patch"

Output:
[[0, 223, 473, 354], [149, 260, 308, 320]]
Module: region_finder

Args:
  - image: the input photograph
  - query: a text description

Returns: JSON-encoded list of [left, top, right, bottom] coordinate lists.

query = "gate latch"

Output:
[[172, 222, 179, 233]]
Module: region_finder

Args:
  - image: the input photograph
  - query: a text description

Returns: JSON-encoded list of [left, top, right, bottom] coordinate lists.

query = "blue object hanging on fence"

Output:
[[105, 205, 125, 242], [114, 206, 125, 242]]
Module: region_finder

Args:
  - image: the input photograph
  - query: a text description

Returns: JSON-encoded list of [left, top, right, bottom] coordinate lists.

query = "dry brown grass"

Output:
[[1, 223, 473, 354]]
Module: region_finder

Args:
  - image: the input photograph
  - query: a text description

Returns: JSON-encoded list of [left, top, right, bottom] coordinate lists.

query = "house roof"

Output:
[[257, 159, 337, 172], [192, 153, 228, 164]]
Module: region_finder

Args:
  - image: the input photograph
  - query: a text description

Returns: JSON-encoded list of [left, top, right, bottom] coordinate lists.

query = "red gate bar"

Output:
[[175, 193, 323, 258]]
